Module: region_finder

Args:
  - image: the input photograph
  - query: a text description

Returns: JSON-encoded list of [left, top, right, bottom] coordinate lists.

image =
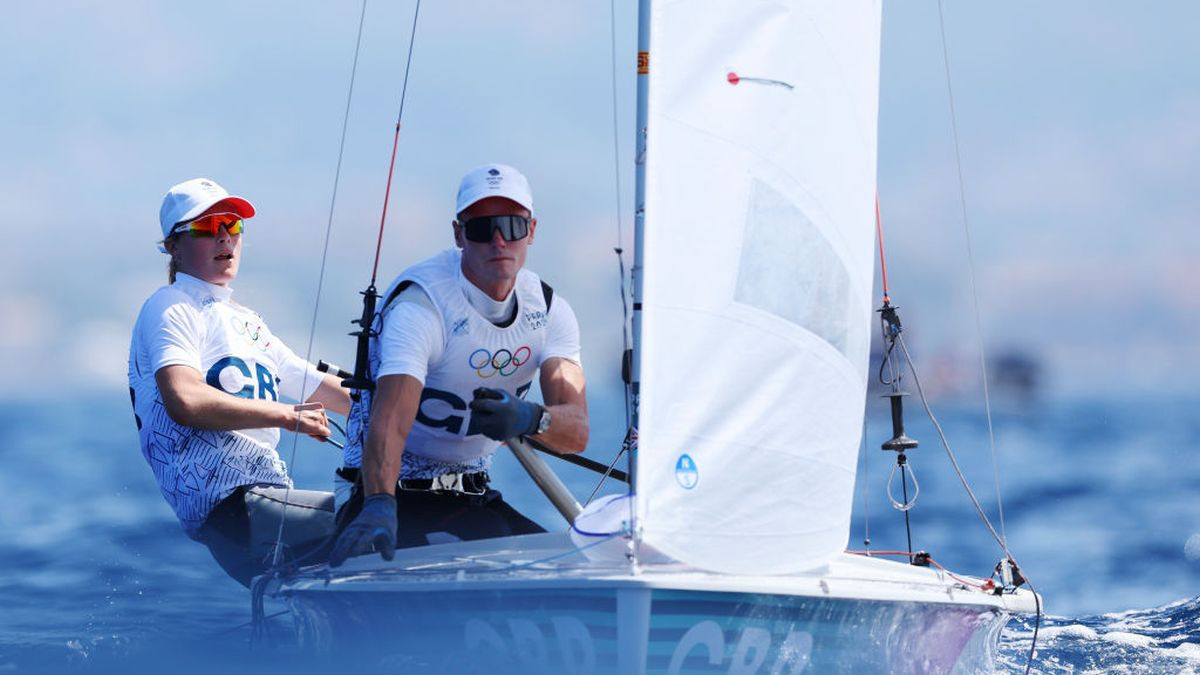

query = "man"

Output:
[[330, 163, 589, 565], [129, 177, 351, 586]]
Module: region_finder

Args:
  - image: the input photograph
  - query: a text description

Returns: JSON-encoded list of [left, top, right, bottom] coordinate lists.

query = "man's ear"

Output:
[[527, 217, 537, 245], [452, 220, 464, 248]]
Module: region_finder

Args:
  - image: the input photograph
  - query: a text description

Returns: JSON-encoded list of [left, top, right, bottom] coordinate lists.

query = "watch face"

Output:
[[537, 410, 551, 434]]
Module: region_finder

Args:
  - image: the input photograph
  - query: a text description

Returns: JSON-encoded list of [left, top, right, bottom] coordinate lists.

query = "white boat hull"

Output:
[[268, 533, 1036, 674]]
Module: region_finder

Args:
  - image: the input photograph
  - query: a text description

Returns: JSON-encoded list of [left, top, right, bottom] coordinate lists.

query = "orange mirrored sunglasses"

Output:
[[171, 212, 244, 238]]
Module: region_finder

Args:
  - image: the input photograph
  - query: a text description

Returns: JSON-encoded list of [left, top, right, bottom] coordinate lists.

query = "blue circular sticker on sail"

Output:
[[675, 453, 699, 490]]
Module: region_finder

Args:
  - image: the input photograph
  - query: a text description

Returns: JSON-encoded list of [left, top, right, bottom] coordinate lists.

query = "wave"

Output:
[[999, 596, 1200, 673]]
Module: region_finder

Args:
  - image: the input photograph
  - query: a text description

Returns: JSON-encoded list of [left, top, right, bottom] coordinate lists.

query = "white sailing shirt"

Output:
[[127, 273, 322, 538], [342, 248, 581, 478]]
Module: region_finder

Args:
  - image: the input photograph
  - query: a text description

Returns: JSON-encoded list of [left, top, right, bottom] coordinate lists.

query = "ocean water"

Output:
[[1, 391, 1197, 673]]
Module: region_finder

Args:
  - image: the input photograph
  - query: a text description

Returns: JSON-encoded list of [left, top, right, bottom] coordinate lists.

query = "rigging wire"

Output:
[[610, 0, 630, 360], [371, 0, 424, 286], [898, 330, 1040, 673], [845, 550, 991, 591], [610, 0, 633, 436], [877, 188, 1040, 673], [897, 333, 1004, 550], [856, 416, 871, 551], [875, 194, 891, 303], [578, 0, 636, 508], [266, 0, 370, 577], [255, 2, 425, 637], [582, 431, 635, 507], [934, 0, 1008, 548]]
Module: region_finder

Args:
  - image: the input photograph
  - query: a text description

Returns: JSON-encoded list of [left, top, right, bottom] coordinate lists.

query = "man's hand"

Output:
[[329, 493, 397, 567], [469, 387, 543, 441]]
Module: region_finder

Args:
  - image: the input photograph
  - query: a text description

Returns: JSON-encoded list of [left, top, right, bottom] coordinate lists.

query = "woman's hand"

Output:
[[289, 402, 331, 440]]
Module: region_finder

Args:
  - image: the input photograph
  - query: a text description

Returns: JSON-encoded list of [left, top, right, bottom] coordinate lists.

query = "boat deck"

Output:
[[269, 532, 1038, 614]]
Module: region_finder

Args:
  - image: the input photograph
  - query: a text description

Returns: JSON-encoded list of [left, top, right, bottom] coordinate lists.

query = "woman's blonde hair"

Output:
[[163, 235, 180, 283]]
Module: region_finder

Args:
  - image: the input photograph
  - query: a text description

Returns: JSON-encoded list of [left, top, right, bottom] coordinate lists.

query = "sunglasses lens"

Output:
[[187, 221, 215, 237], [463, 216, 528, 243], [505, 216, 529, 240], [181, 215, 243, 238], [463, 219, 492, 243]]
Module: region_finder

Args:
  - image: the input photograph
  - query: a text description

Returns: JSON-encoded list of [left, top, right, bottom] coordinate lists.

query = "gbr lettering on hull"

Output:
[[463, 616, 813, 674]]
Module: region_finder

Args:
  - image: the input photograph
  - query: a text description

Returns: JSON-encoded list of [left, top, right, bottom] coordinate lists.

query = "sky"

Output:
[[0, 0, 1197, 404]]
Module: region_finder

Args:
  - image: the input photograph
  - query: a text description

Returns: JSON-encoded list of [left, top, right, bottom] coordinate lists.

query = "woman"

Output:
[[127, 177, 350, 586]]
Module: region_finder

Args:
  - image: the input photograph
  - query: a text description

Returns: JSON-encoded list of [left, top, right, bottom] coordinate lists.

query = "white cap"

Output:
[[158, 178, 256, 240], [455, 164, 533, 216]]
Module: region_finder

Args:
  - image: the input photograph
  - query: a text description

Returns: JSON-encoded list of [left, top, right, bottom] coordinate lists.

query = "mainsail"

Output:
[[636, 0, 883, 574]]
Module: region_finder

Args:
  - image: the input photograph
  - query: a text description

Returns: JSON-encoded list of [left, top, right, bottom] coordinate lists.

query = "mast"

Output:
[[628, 0, 651, 559]]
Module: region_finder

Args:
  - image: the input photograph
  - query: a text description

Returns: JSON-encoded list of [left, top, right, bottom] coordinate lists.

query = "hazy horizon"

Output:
[[2, 1, 1196, 404]]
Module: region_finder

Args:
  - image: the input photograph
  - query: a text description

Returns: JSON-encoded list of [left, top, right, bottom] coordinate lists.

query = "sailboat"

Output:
[[263, 0, 1039, 671]]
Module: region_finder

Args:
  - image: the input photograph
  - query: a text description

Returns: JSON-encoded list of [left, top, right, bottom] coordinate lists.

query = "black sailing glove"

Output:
[[469, 387, 543, 441], [329, 493, 397, 567]]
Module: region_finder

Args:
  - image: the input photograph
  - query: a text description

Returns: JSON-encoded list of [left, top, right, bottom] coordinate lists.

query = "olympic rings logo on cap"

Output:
[[469, 346, 531, 378]]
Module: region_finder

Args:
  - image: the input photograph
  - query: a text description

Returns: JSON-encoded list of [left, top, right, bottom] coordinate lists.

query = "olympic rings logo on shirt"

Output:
[[469, 346, 531, 378], [231, 317, 270, 352]]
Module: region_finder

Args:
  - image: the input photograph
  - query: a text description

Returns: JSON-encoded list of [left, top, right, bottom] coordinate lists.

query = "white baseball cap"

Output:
[[158, 178, 256, 240], [455, 163, 533, 216]]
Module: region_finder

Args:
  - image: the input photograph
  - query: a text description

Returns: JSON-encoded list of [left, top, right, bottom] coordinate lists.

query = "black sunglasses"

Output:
[[460, 215, 530, 243]]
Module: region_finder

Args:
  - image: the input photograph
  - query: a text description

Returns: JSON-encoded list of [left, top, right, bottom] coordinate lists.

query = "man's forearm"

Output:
[[534, 402, 589, 454], [361, 374, 424, 495], [363, 420, 403, 495], [535, 358, 589, 454]]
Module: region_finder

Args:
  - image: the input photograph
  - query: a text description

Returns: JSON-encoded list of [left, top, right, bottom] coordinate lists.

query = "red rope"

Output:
[[875, 193, 891, 303], [370, 122, 402, 286], [845, 550, 993, 591]]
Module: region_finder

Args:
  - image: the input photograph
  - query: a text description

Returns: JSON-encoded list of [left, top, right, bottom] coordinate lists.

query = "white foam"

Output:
[[1101, 631, 1155, 648], [1184, 534, 1200, 561], [1040, 624, 1099, 640], [1168, 643, 1200, 662]]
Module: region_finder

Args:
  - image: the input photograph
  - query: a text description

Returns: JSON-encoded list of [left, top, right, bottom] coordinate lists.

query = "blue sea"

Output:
[[2, 391, 1198, 673]]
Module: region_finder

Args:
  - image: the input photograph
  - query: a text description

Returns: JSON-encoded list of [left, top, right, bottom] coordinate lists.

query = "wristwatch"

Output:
[[535, 407, 552, 435]]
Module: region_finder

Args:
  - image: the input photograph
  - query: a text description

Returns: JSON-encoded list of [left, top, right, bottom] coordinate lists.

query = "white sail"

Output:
[[636, 0, 883, 574]]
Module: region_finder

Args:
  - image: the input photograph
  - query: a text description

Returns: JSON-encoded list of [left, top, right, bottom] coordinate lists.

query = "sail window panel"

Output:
[[735, 179, 857, 360]]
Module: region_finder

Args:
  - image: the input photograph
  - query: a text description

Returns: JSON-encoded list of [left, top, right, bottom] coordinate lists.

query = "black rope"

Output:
[[877, 338, 899, 387], [524, 435, 629, 485], [898, 335, 1007, 552], [1025, 579, 1042, 675], [210, 610, 288, 640], [900, 459, 913, 563]]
